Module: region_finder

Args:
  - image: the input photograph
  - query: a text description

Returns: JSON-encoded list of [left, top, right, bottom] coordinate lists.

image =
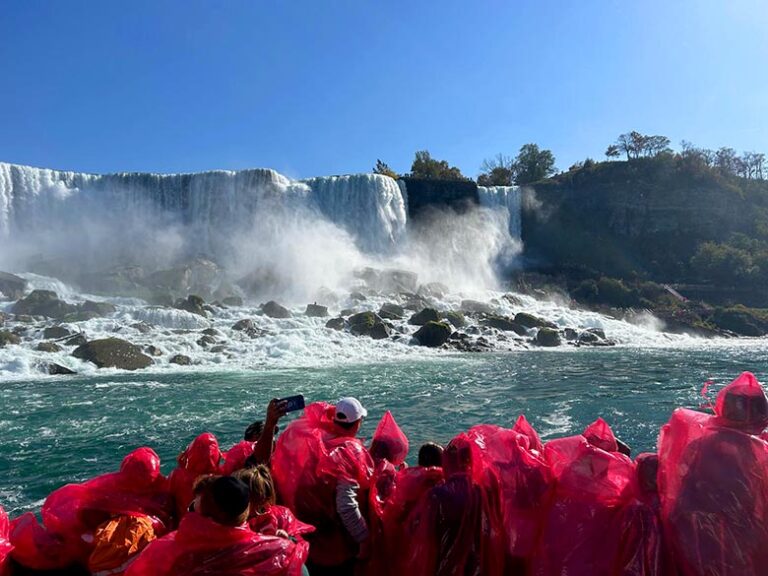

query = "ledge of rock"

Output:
[[72, 337, 153, 370]]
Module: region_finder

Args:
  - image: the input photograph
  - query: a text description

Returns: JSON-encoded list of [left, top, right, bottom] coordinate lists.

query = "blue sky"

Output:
[[1, 0, 767, 178]]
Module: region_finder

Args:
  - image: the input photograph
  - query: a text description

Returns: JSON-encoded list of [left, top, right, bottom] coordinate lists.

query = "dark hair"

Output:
[[418, 442, 444, 467], [199, 476, 251, 526], [244, 420, 265, 441]]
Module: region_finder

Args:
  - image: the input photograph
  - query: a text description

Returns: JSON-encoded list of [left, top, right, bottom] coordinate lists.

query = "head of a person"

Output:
[[418, 442, 444, 468], [184, 433, 221, 474], [244, 421, 264, 442], [333, 397, 367, 437], [198, 475, 251, 527], [582, 418, 619, 452], [369, 438, 396, 464], [234, 465, 276, 514], [635, 453, 659, 495], [715, 372, 768, 434], [119, 447, 162, 489], [443, 437, 473, 477]]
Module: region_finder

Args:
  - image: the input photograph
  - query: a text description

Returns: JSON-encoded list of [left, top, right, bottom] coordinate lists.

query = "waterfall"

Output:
[[477, 185, 522, 241]]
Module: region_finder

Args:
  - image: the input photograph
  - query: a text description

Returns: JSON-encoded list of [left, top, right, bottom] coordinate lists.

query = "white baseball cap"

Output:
[[334, 397, 368, 423]]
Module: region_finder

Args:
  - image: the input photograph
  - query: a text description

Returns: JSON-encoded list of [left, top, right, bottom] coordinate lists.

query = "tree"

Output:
[[715, 147, 739, 175], [513, 143, 556, 185], [611, 131, 670, 160], [477, 154, 515, 186], [408, 150, 466, 180], [605, 145, 621, 160], [373, 159, 399, 179]]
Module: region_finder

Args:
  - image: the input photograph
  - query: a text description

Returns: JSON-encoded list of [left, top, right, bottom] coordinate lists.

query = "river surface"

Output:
[[2, 345, 766, 515]]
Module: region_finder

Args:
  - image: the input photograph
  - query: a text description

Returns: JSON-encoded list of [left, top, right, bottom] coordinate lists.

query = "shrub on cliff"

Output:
[[409, 150, 467, 181]]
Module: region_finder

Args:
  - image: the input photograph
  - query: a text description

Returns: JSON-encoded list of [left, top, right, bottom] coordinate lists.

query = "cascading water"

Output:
[[477, 185, 522, 240]]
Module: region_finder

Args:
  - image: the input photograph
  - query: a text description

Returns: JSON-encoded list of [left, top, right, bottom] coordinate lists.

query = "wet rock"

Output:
[[536, 327, 562, 347], [222, 296, 244, 307], [62, 310, 102, 322], [460, 300, 494, 315], [0, 271, 27, 300], [81, 300, 117, 317], [514, 312, 558, 330], [340, 308, 358, 317], [418, 282, 449, 299], [481, 316, 527, 335], [409, 308, 439, 326], [578, 331, 601, 344], [586, 328, 607, 339], [175, 295, 208, 317], [0, 330, 21, 347], [325, 317, 346, 331], [197, 335, 217, 347], [12, 290, 78, 319], [502, 293, 524, 307], [232, 319, 255, 331], [73, 337, 153, 370], [350, 292, 367, 302], [210, 345, 227, 353], [43, 326, 72, 340], [37, 341, 63, 353], [443, 311, 466, 328], [262, 300, 291, 319], [201, 328, 221, 337], [14, 314, 35, 323], [48, 363, 76, 375], [305, 303, 329, 317], [370, 322, 392, 340], [564, 328, 578, 341], [144, 345, 163, 357], [349, 312, 389, 338], [379, 303, 405, 320], [169, 354, 192, 365], [414, 321, 452, 347], [64, 333, 88, 347], [131, 322, 153, 334]]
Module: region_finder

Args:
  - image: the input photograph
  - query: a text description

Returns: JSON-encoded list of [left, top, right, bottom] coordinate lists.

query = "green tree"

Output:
[[373, 159, 399, 179], [409, 150, 466, 180], [477, 154, 515, 186], [513, 143, 556, 185]]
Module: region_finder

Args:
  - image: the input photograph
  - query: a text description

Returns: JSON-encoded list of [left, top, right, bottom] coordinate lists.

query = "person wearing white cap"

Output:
[[333, 397, 368, 432]]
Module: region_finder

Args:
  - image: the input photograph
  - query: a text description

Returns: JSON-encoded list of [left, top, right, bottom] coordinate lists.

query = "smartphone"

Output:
[[279, 394, 305, 413]]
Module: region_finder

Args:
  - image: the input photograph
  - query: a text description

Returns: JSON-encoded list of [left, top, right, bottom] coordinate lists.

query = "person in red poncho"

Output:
[[271, 398, 373, 576], [168, 433, 221, 522], [0, 505, 12, 576], [125, 475, 307, 576], [10, 447, 172, 573], [659, 371, 768, 576], [222, 399, 288, 474]]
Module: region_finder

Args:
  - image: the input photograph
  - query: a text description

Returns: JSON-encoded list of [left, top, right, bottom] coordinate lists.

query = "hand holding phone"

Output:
[[279, 394, 305, 413]]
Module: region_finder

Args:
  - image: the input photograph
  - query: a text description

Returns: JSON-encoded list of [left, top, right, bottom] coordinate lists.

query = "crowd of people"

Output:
[[1, 370, 768, 575]]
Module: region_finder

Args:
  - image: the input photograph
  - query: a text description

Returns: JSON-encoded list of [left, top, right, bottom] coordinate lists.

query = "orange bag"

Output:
[[88, 515, 157, 575]]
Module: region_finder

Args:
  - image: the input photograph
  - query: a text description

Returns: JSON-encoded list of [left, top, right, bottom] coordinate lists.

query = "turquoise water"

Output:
[[1, 347, 765, 515]]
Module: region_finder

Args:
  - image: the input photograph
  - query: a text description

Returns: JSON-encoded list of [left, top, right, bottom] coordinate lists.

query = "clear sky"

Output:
[[1, 0, 767, 178]]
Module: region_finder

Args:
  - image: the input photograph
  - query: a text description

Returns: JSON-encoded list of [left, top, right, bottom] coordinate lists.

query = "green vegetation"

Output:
[[373, 159, 399, 179], [478, 144, 556, 186], [408, 150, 467, 181]]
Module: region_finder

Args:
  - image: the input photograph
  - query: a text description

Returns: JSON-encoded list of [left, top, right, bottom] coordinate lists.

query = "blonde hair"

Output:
[[234, 465, 276, 513]]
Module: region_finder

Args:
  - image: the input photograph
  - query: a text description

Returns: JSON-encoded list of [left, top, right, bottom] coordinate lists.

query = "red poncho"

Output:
[[124, 512, 307, 576], [248, 505, 315, 539], [221, 440, 255, 475], [271, 402, 373, 567], [532, 432, 635, 576], [659, 372, 768, 576], [0, 506, 11, 576], [168, 433, 221, 521], [10, 447, 171, 571]]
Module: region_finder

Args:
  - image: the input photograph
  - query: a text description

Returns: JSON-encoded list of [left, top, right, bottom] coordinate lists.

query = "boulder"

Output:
[[169, 354, 192, 366], [414, 321, 452, 347], [64, 333, 88, 347], [340, 308, 358, 317], [144, 345, 163, 357], [349, 311, 389, 339], [262, 300, 291, 319], [586, 327, 607, 339], [175, 295, 208, 317], [222, 296, 244, 307], [409, 308, 440, 326], [48, 363, 76, 375], [80, 300, 117, 317], [460, 300, 494, 315], [305, 303, 329, 317], [514, 312, 558, 330], [43, 326, 72, 340], [0, 271, 27, 300], [37, 341, 63, 353], [350, 292, 367, 302], [232, 319, 255, 332], [481, 316, 527, 335], [12, 290, 78, 319], [72, 338, 153, 370], [443, 311, 466, 328], [536, 327, 562, 347], [379, 303, 405, 320], [197, 335, 217, 347], [578, 331, 601, 344], [502, 293, 524, 306], [131, 322, 153, 334], [564, 328, 579, 341], [0, 330, 21, 347], [62, 310, 102, 322], [201, 328, 221, 337], [325, 317, 346, 331], [370, 322, 392, 340]]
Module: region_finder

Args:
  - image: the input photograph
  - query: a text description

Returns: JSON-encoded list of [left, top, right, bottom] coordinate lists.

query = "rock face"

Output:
[[262, 301, 291, 319], [414, 321, 452, 347], [481, 316, 527, 335], [12, 290, 78, 319], [0, 272, 27, 300], [709, 306, 768, 337], [43, 326, 72, 340], [536, 327, 562, 347], [409, 308, 439, 326], [73, 338, 153, 370], [514, 312, 557, 330], [305, 304, 329, 317], [0, 330, 21, 347], [400, 177, 480, 218]]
